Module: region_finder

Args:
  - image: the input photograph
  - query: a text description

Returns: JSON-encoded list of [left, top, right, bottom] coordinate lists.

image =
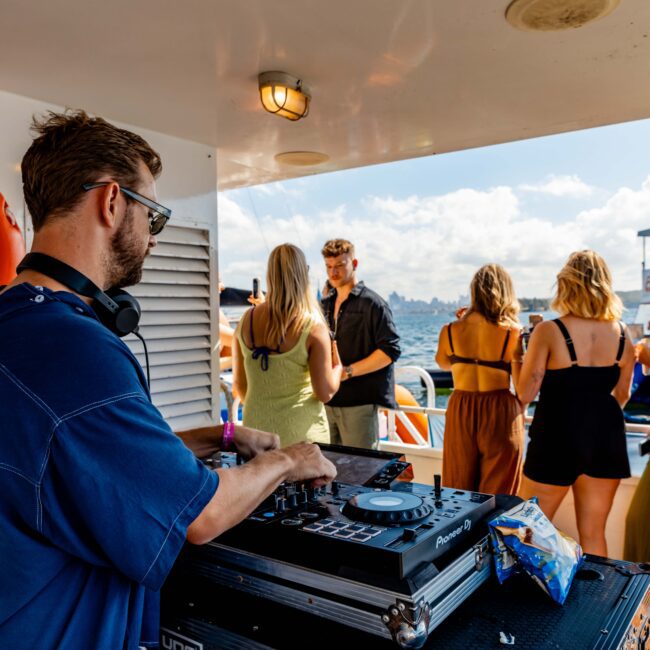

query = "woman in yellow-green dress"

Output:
[[233, 244, 343, 447]]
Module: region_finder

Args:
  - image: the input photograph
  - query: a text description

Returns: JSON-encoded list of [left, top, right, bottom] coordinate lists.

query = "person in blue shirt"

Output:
[[0, 110, 336, 650]]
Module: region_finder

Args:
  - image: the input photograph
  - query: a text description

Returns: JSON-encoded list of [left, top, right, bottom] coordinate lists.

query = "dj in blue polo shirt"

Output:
[[0, 110, 335, 649], [0, 283, 219, 649]]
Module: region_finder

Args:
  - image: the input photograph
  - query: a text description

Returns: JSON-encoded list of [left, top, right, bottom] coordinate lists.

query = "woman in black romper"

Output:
[[517, 250, 634, 556]]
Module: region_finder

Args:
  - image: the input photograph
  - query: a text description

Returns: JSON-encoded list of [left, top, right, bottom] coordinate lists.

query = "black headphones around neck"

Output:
[[16, 253, 141, 337]]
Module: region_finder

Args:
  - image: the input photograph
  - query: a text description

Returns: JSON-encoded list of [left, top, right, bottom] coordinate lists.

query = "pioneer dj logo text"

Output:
[[435, 519, 471, 548], [160, 628, 203, 650]]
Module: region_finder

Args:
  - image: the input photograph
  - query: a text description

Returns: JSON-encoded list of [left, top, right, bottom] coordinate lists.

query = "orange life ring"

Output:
[[393, 384, 429, 445], [0, 193, 25, 285]]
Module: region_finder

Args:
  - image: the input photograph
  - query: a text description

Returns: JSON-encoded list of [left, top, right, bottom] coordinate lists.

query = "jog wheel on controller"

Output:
[[342, 491, 431, 526]]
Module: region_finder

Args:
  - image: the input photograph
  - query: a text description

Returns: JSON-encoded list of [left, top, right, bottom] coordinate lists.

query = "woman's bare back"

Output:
[[436, 313, 520, 392], [545, 316, 627, 369], [240, 304, 303, 354]]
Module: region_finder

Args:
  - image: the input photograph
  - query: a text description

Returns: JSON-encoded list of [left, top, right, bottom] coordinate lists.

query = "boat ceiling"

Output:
[[2, 0, 650, 191]]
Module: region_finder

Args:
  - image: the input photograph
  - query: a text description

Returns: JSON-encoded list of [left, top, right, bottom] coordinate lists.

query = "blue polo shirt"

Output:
[[0, 284, 219, 649]]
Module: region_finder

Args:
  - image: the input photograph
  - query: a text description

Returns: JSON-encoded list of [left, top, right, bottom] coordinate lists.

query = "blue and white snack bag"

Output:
[[488, 498, 583, 605]]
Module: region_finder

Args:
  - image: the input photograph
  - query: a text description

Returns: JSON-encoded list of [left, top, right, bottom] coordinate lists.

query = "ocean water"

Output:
[[393, 312, 450, 369], [392, 311, 449, 407]]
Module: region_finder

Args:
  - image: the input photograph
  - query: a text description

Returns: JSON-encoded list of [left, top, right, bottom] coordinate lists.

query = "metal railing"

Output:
[[386, 366, 437, 446], [221, 365, 650, 448], [388, 402, 650, 446]]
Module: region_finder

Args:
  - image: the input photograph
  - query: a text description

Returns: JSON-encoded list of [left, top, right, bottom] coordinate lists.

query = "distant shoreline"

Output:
[[389, 289, 641, 315]]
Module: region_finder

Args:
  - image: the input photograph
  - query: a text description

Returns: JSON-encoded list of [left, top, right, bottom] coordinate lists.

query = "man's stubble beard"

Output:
[[106, 205, 148, 289]]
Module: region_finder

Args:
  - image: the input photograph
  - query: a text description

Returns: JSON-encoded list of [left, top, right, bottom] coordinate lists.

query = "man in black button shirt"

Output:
[[321, 239, 401, 449]]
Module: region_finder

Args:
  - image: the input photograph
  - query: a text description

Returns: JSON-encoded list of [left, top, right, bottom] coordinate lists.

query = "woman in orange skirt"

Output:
[[435, 264, 524, 495]]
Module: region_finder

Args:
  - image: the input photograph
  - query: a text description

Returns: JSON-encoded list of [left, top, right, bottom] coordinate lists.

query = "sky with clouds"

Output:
[[218, 119, 650, 302]]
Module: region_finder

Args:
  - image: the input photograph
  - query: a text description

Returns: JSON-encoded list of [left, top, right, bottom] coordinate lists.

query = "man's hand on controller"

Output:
[[282, 442, 337, 487], [233, 425, 280, 459]]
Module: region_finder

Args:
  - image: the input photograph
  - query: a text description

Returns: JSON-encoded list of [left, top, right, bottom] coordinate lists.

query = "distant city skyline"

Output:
[[218, 118, 650, 301], [386, 290, 641, 314]]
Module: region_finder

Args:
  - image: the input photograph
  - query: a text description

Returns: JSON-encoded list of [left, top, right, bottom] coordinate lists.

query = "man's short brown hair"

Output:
[[21, 109, 162, 231], [321, 239, 355, 258]]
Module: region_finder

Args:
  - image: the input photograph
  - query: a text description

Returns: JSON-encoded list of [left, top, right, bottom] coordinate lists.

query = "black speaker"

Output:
[[16, 253, 141, 337]]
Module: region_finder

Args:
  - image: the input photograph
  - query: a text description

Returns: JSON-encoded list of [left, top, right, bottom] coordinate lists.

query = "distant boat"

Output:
[[423, 369, 453, 389], [220, 287, 252, 307]]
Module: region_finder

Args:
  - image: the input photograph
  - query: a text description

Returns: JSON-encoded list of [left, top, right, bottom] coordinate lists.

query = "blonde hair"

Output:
[[265, 243, 324, 345], [467, 264, 520, 326], [321, 238, 355, 258], [551, 250, 622, 321]]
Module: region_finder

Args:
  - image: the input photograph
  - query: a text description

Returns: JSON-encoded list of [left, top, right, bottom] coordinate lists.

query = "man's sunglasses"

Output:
[[82, 182, 171, 235]]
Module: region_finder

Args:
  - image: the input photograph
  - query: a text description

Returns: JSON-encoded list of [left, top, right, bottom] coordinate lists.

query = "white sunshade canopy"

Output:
[[1, 0, 649, 191]]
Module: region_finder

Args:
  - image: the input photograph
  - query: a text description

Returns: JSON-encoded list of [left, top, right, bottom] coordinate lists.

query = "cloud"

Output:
[[218, 176, 650, 302], [519, 174, 595, 198], [251, 181, 304, 198]]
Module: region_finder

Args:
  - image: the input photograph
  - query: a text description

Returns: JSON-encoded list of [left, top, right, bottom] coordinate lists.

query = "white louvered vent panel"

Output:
[[137, 297, 209, 312], [154, 242, 209, 260], [148, 361, 212, 380], [133, 336, 211, 355], [133, 348, 210, 368], [155, 387, 212, 407], [159, 400, 213, 420], [153, 374, 212, 394], [133, 324, 211, 340], [130, 283, 209, 299], [144, 257, 208, 272], [140, 311, 210, 326], [140, 269, 208, 285], [124, 224, 216, 430]]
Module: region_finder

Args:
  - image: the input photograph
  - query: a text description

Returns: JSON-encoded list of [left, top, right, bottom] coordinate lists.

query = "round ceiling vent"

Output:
[[505, 0, 621, 31], [274, 151, 330, 166]]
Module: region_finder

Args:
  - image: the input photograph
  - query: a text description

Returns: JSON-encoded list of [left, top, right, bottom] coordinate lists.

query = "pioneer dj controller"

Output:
[[209, 452, 495, 579], [165, 447, 500, 648], [165, 448, 648, 649]]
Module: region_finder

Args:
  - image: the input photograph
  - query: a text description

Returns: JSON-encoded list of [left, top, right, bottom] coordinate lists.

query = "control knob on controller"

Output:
[[434, 474, 443, 508]]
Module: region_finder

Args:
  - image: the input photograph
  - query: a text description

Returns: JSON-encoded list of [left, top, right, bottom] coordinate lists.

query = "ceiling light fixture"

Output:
[[258, 71, 310, 121], [505, 0, 621, 31], [274, 151, 329, 166]]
